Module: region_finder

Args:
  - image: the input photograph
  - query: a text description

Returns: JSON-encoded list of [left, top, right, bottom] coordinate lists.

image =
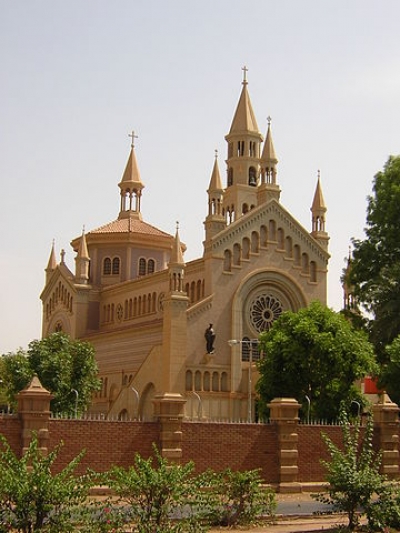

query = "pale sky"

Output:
[[1, 1, 400, 354]]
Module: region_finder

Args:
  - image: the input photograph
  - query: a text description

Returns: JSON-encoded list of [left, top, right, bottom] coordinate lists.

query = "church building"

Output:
[[41, 71, 330, 421]]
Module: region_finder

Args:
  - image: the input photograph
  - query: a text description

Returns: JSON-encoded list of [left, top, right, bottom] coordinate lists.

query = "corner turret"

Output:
[[310, 172, 329, 250], [118, 131, 144, 220], [258, 117, 281, 204]]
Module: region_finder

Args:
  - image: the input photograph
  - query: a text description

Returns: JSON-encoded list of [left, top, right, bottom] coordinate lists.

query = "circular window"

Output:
[[249, 294, 283, 332]]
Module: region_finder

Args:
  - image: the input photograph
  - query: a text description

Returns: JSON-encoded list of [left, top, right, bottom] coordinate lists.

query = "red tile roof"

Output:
[[90, 217, 172, 237]]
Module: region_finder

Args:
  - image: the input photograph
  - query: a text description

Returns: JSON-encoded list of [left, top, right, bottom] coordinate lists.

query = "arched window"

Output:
[[185, 370, 193, 391], [223, 250, 232, 272], [103, 257, 111, 275], [269, 219, 277, 241], [302, 253, 310, 274], [260, 225, 268, 247], [138, 258, 146, 276], [310, 261, 317, 282], [148, 259, 155, 274], [248, 166, 257, 186], [212, 372, 219, 392], [242, 237, 250, 260], [251, 231, 259, 253], [277, 228, 284, 249], [194, 371, 201, 391], [203, 372, 210, 392], [233, 243, 241, 266], [285, 236, 293, 258], [228, 168, 233, 187], [112, 257, 120, 274], [294, 245, 301, 266]]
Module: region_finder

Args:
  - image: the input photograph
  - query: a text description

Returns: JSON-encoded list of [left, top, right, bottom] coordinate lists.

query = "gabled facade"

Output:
[[41, 73, 330, 421]]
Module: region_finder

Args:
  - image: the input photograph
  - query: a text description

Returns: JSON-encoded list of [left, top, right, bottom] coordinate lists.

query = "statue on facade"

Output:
[[205, 323, 215, 354]]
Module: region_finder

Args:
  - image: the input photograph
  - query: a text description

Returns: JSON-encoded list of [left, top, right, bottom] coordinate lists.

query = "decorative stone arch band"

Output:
[[231, 268, 308, 340]]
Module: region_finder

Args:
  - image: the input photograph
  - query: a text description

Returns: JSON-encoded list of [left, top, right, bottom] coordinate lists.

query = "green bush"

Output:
[[204, 468, 276, 527], [107, 447, 209, 533], [314, 410, 386, 531], [0, 434, 95, 532]]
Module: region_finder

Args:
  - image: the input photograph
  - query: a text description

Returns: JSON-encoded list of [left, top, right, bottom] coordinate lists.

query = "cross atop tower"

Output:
[[128, 130, 138, 148], [242, 65, 248, 85]]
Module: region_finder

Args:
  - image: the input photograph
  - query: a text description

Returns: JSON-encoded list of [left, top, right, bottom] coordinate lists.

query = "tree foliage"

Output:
[[0, 434, 93, 533], [379, 334, 400, 406], [256, 301, 377, 421], [1, 333, 101, 413], [315, 410, 385, 531], [350, 155, 400, 358]]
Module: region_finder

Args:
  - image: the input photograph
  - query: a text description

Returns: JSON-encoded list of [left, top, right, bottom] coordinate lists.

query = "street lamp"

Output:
[[71, 389, 79, 418], [228, 339, 260, 423], [131, 387, 140, 420]]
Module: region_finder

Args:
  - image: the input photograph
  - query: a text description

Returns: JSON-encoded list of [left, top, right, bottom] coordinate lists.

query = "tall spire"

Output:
[[204, 151, 226, 251], [75, 227, 90, 284], [45, 240, 57, 282], [169, 222, 185, 292], [228, 66, 260, 135], [223, 68, 263, 223], [118, 131, 145, 220], [208, 150, 223, 193], [258, 117, 280, 203], [311, 171, 329, 250]]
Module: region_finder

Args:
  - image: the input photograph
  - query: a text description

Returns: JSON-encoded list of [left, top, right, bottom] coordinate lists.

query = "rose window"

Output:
[[250, 294, 283, 332]]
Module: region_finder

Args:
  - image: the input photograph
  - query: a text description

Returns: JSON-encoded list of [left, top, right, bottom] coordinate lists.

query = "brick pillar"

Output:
[[153, 392, 186, 462], [268, 397, 301, 493], [372, 392, 400, 479], [17, 375, 53, 455]]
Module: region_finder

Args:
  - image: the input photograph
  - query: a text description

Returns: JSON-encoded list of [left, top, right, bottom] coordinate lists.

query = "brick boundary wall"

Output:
[[48, 419, 160, 474], [1, 415, 391, 484], [0, 381, 398, 489], [181, 422, 280, 482]]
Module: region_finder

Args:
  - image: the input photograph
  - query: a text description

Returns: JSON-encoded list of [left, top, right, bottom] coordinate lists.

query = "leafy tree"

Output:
[[315, 410, 386, 531], [256, 301, 377, 421], [0, 434, 94, 532], [379, 334, 400, 406], [2, 333, 101, 413], [350, 155, 400, 359]]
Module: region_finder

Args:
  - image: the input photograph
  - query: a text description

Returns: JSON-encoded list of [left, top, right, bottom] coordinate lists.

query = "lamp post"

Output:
[[228, 339, 259, 423], [131, 387, 140, 420], [71, 389, 79, 418]]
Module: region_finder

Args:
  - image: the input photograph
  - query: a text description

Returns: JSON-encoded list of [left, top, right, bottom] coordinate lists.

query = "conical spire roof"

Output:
[[119, 142, 143, 189], [77, 228, 89, 260], [261, 119, 278, 162], [228, 71, 260, 135], [208, 151, 223, 192], [170, 224, 185, 265], [311, 174, 326, 212], [46, 241, 57, 271]]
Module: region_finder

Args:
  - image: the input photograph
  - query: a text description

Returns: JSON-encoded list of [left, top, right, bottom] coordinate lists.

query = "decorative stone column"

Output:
[[372, 392, 400, 479], [268, 397, 301, 493], [153, 392, 186, 462], [17, 375, 53, 455]]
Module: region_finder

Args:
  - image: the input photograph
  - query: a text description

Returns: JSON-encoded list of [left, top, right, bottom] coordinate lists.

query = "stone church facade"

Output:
[[40, 73, 330, 422]]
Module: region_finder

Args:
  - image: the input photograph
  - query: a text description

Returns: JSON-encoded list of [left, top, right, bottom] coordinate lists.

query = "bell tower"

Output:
[[223, 67, 263, 224]]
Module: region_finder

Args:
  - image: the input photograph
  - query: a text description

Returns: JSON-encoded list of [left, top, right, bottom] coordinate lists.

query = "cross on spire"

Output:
[[242, 65, 248, 85], [214, 149, 218, 159], [267, 115, 272, 126], [128, 130, 138, 148]]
